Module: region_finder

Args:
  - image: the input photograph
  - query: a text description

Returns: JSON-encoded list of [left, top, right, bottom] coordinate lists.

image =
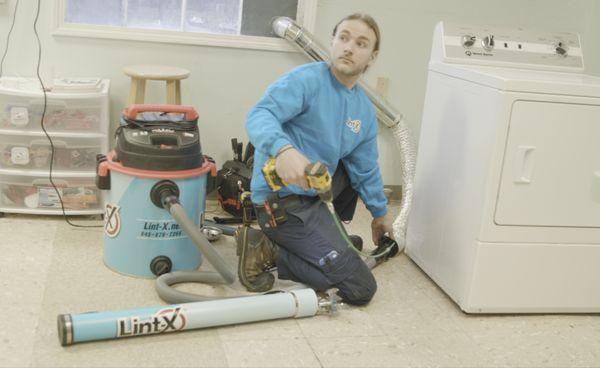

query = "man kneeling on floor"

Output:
[[238, 13, 394, 306]]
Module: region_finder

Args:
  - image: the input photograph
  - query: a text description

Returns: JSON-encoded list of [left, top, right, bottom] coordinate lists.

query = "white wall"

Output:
[[586, 1, 600, 75], [0, 0, 598, 185]]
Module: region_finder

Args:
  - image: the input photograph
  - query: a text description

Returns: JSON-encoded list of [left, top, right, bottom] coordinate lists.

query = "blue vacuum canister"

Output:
[[96, 104, 215, 278]]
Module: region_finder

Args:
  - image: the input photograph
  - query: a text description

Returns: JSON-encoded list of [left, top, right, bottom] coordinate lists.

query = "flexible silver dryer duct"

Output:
[[272, 17, 416, 249]]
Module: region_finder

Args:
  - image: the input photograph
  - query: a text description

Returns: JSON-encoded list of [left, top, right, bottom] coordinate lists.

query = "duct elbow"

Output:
[[272, 16, 293, 38]]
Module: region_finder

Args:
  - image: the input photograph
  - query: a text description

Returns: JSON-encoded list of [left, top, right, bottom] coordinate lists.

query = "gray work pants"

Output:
[[255, 162, 377, 305]]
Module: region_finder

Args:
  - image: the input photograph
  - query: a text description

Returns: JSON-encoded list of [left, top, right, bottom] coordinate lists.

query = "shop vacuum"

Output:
[[97, 104, 213, 277], [57, 105, 334, 346]]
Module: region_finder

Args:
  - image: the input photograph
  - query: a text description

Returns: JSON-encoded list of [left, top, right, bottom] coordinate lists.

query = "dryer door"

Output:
[[495, 100, 600, 227]]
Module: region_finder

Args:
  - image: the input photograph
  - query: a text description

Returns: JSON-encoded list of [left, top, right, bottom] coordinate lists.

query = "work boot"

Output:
[[235, 226, 276, 292]]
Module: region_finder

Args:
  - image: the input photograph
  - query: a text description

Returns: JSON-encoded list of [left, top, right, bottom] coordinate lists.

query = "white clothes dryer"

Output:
[[407, 22, 600, 313]]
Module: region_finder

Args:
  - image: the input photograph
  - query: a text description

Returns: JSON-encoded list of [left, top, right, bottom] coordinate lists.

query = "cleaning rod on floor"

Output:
[[58, 288, 338, 346]]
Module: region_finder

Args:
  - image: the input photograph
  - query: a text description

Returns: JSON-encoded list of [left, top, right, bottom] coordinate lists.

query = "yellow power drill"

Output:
[[262, 156, 396, 260], [262, 157, 332, 202]]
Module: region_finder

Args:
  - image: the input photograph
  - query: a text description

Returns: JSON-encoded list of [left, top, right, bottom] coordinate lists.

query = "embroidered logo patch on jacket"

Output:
[[345, 119, 361, 133]]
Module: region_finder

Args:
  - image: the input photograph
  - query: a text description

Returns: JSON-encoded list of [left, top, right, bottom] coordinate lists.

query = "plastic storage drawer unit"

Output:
[[0, 78, 108, 134], [0, 77, 109, 216], [0, 134, 103, 171], [0, 174, 101, 214]]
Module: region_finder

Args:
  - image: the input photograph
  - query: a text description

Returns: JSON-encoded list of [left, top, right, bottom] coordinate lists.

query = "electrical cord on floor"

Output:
[[33, 0, 102, 228], [0, 0, 20, 79]]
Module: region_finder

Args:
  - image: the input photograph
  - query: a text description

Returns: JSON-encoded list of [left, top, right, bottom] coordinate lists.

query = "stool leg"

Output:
[[166, 80, 181, 105], [128, 78, 146, 105], [175, 80, 181, 105]]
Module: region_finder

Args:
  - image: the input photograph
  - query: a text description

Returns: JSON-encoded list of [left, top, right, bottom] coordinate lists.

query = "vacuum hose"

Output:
[[167, 202, 236, 284], [150, 180, 237, 303], [272, 17, 416, 250]]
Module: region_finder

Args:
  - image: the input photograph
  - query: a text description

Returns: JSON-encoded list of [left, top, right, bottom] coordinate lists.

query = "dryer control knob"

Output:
[[482, 35, 495, 51], [461, 35, 476, 48]]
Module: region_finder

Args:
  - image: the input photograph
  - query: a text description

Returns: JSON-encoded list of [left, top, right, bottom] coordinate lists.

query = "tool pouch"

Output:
[[241, 192, 254, 226], [264, 194, 287, 227]]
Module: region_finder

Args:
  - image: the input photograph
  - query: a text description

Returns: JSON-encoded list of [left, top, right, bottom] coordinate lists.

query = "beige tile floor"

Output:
[[1, 200, 599, 368]]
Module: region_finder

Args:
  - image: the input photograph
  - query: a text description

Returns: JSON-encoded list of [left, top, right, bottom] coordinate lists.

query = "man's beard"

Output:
[[335, 61, 364, 77]]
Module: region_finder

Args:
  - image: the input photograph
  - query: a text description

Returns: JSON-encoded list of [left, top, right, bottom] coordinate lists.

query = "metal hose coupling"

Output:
[[150, 180, 180, 210], [317, 289, 341, 316]]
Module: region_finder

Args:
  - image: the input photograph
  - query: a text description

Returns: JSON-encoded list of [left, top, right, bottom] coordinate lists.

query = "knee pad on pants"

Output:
[[324, 251, 377, 306]]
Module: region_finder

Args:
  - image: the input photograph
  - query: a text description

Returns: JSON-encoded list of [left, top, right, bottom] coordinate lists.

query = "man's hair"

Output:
[[332, 13, 381, 52]]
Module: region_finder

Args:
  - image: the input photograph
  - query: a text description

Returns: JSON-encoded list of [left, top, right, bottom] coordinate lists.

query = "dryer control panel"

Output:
[[434, 22, 584, 72]]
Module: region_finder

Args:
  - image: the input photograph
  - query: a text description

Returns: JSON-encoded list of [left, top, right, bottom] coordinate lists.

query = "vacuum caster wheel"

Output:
[[150, 256, 172, 276]]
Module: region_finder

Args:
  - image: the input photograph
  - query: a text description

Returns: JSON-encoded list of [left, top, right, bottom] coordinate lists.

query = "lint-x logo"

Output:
[[117, 307, 187, 337]]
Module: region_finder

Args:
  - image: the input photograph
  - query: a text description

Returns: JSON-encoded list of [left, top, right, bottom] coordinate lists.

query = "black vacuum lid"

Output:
[[114, 105, 204, 171]]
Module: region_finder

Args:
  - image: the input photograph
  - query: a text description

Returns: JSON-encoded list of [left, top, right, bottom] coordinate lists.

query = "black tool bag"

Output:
[[215, 138, 255, 219]]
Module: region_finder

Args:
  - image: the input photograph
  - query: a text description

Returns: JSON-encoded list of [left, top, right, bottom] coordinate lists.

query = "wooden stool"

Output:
[[123, 64, 190, 105]]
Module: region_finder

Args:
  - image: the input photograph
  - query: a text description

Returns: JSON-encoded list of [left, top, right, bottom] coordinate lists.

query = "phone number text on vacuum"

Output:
[[138, 221, 184, 239]]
